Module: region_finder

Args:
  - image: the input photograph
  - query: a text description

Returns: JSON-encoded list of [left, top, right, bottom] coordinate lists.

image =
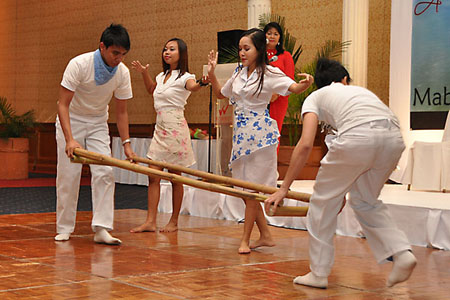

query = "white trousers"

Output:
[[55, 118, 115, 234], [307, 120, 412, 277]]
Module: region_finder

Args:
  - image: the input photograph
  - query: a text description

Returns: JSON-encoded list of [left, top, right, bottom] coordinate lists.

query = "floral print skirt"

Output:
[[147, 109, 196, 167]]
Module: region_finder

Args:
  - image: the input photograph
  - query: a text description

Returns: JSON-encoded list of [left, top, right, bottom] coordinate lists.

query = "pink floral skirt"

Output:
[[147, 109, 196, 167]]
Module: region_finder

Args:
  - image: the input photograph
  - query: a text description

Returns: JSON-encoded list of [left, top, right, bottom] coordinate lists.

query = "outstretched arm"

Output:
[[289, 73, 314, 94], [264, 112, 318, 213], [207, 50, 226, 99], [185, 75, 210, 92], [131, 60, 156, 95]]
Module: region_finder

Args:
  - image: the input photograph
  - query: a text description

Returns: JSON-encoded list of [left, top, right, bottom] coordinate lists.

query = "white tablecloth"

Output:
[[111, 137, 216, 185], [401, 141, 450, 192]]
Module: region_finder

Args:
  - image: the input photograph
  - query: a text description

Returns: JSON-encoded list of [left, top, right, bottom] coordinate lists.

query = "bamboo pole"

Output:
[[131, 156, 310, 202], [72, 149, 307, 217], [268, 205, 308, 217]]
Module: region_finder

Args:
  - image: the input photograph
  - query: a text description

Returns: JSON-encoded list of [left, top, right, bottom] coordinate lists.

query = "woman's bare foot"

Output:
[[130, 222, 157, 233], [250, 237, 275, 249], [238, 241, 251, 254], [160, 222, 178, 232]]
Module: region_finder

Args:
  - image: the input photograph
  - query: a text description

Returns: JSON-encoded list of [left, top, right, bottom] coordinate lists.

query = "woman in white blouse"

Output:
[[130, 38, 208, 233], [207, 28, 314, 254]]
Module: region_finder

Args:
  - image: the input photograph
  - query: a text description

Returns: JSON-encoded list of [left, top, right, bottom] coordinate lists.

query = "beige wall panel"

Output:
[[2, 0, 245, 124], [186, 0, 247, 124], [0, 0, 17, 105], [15, 1, 40, 117], [271, 0, 343, 69], [368, 0, 391, 105]]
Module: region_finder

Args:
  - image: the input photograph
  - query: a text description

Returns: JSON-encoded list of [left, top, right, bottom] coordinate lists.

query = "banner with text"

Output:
[[410, 0, 450, 129]]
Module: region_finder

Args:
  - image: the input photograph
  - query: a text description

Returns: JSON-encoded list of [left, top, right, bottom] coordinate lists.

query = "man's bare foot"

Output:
[[130, 222, 157, 233], [238, 241, 251, 254], [250, 238, 275, 249], [160, 222, 178, 232]]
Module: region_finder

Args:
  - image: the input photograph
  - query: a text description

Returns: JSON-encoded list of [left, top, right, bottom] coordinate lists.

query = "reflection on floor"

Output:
[[0, 210, 449, 299]]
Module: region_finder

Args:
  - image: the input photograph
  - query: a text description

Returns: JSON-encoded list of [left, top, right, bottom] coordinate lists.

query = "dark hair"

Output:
[[162, 38, 189, 79], [100, 23, 130, 51], [239, 28, 269, 96], [263, 22, 285, 56], [314, 58, 352, 89]]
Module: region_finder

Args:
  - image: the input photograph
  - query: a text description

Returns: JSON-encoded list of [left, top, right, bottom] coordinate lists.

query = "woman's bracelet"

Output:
[[122, 138, 131, 146], [196, 79, 208, 87]]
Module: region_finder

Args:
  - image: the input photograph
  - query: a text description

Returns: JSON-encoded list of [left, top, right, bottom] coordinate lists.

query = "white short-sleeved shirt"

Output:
[[221, 65, 296, 164], [153, 70, 195, 111], [301, 82, 399, 134], [61, 51, 133, 123]]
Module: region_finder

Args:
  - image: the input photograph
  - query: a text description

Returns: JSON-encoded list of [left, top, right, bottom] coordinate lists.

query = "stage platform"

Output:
[[155, 180, 450, 251]]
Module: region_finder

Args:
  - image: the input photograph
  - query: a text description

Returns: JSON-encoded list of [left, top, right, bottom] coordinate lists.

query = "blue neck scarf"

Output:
[[94, 49, 118, 85]]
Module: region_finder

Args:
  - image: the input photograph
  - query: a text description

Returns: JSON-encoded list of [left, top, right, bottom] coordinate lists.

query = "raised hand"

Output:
[[297, 73, 314, 86], [131, 60, 149, 74], [207, 50, 218, 76]]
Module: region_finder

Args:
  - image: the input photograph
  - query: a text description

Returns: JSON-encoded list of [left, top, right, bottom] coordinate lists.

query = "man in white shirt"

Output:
[[265, 58, 416, 288], [55, 24, 135, 245]]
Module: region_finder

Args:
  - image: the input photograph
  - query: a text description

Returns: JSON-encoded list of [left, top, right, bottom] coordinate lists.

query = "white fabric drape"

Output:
[[111, 137, 216, 185], [153, 181, 450, 251]]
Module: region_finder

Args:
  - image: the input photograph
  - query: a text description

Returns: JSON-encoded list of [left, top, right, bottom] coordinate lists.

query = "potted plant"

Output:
[[0, 96, 37, 179], [258, 14, 349, 179], [285, 40, 350, 146], [277, 40, 350, 179]]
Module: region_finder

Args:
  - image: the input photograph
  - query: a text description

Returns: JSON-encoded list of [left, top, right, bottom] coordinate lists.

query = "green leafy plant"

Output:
[[218, 13, 304, 65], [0, 96, 36, 138], [218, 44, 240, 64], [285, 40, 350, 145]]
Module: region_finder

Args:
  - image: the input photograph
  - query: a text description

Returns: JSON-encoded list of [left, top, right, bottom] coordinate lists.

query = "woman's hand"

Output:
[[297, 73, 314, 87], [131, 60, 149, 74], [200, 75, 210, 85], [207, 50, 218, 76]]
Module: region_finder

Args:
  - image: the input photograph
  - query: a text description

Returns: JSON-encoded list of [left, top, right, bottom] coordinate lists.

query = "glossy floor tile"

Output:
[[0, 209, 448, 299]]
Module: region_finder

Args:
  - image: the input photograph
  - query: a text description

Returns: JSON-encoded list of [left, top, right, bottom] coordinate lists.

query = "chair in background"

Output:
[[403, 111, 450, 192]]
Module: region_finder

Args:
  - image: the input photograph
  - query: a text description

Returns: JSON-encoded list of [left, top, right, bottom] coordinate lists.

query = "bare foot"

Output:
[[160, 222, 178, 232], [130, 222, 157, 233], [238, 241, 251, 254], [250, 238, 275, 249]]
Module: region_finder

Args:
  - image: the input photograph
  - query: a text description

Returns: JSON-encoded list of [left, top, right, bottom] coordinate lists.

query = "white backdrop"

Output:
[[389, 0, 445, 182]]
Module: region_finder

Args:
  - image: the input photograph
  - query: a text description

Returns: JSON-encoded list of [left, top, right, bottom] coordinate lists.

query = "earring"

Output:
[[266, 38, 269, 44], [277, 42, 280, 46]]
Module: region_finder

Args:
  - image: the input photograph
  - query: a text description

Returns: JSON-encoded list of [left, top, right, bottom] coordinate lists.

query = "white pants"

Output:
[[308, 120, 411, 277], [55, 118, 115, 234]]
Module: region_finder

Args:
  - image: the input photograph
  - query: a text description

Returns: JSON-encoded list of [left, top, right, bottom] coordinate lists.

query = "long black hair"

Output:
[[162, 38, 189, 79], [239, 28, 269, 96], [263, 22, 285, 56]]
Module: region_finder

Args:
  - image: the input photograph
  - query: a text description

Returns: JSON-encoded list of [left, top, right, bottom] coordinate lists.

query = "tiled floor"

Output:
[[0, 209, 448, 299]]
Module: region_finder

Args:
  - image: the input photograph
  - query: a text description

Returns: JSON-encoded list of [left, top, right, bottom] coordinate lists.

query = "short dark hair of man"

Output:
[[100, 23, 130, 51], [314, 58, 351, 89]]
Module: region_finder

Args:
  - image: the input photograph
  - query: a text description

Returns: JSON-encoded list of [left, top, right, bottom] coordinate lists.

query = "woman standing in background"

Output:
[[264, 22, 296, 152]]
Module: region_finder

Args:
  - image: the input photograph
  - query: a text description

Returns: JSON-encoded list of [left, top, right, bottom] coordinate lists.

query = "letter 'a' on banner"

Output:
[[410, 0, 450, 130]]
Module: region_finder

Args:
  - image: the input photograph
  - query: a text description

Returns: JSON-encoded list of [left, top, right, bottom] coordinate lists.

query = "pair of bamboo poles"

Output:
[[72, 148, 309, 217]]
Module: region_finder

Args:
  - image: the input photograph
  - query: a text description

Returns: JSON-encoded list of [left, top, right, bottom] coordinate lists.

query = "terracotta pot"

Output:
[[0, 138, 29, 180], [277, 145, 326, 180]]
